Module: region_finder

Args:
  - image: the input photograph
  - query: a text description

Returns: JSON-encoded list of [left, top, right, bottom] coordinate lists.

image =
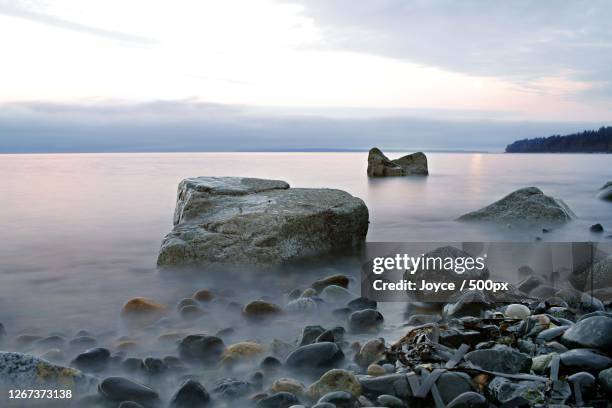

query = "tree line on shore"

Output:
[[506, 126, 612, 153]]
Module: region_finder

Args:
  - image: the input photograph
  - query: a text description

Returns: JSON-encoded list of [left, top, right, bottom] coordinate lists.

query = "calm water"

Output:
[[0, 152, 610, 334]]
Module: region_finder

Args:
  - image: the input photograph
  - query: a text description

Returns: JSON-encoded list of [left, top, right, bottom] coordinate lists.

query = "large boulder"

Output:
[[366, 148, 428, 177], [157, 177, 368, 266], [457, 187, 575, 225]]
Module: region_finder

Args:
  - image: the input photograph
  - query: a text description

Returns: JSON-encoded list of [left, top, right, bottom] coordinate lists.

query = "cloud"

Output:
[[290, 0, 612, 98], [0, 1, 156, 45], [0, 100, 603, 153]]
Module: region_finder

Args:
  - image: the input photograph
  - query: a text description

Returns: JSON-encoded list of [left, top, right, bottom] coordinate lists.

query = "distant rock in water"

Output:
[[457, 187, 575, 225], [367, 147, 428, 177], [598, 181, 612, 201], [157, 177, 368, 267]]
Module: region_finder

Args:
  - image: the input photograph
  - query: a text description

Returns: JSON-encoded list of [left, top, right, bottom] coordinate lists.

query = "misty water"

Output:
[[0, 152, 610, 405]]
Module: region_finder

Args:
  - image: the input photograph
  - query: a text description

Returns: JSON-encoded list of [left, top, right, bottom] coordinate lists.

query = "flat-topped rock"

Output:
[[367, 148, 428, 177], [158, 177, 368, 266], [457, 187, 575, 225]]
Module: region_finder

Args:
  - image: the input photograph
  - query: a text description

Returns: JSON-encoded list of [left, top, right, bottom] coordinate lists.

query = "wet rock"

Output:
[[213, 377, 251, 399], [457, 187, 575, 225], [377, 394, 405, 407], [405, 314, 441, 326], [504, 304, 531, 319], [531, 353, 558, 374], [464, 346, 531, 374], [599, 367, 612, 396], [443, 290, 493, 318], [222, 341, 266, 364], [347, 297, 377, 311], [170, 379, 210, 408], [348, 309, 384, 333], [487, 377, 545, 405], [118, 402, 145, 408], [307, 369, 362, 399], [567, 372, 596, 406], [157, 177, 369, 266], [316, 330, 336, 343], [439, 328, 483, 349], [355, 338, 386, 367], [312, 275, 350, 293], [367, 148, 428, 177], [193, 289, 214, 302], [561, 315, 612, 351], [71, 347, 110, 372], [176, 298, 198, 310], [318, 390, 357, 408], [35, 335, 65, 349], [536, 326, 569, 343], [0, 351, 94, 390], [179, 304, 205, 320], [436, 372, 474, 405], [271, 378, 306, 396], [261, 355, 282, 371], [121, 357, 144, 373], [178, 334, 226, 364], [287, 298, 318, 313], [142, 357, 167, 375], [367, 364, 386, 376], [320, 285, 354, 303], [559, 348, 612, 374], [298, 325, 326, 346], [285, 342, 344, 372], [256, 391, 299, 408], [583, 256, 612, 292], [590, 223, 604, 233], [98, 376, 159, 403], [359, 373, 412, 399], [244, 300, 283, 319], [121, 297, 167, 325]]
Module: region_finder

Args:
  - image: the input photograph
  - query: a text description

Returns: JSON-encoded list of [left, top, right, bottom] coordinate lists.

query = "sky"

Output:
[[1, 0, 611, 152]]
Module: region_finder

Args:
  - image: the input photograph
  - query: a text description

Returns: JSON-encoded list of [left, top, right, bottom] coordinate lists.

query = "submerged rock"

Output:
[[367, 148, 428, 177], [255, 391, 299, 408], [178, 334, 226, 364], [348, 309, 384, 333], [121, 297, 167, 325], [157, 177, 368, 266], [170, 379, 210, 408], [98, 376, 159, 403], [457, 187, 575, 225], [312, 274, 350, 293], [285, 342, 345, 372]]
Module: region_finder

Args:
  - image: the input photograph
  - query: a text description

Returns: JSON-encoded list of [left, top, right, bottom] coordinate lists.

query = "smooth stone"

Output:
[[355, 338, 386, 367], [559, 348, 612, 374], [256, 391, 299, 408], [590, 223, 604, 233], [286, 298, 318, 313], [316, 330, 336, 343], [193, 289, 214, 302], [261, 356, 282, 370], [536, 326, 569, 343], [142, 357, 167, 374], [348, 309, 384, 333], [317, 390, 357, 408], [367, 364, 386, 376], [157, 177, 369, 266], [222, 341, 266, 364], [271, 378, 306, 396], [307, 369, 362, 399], [598, 185, 612, 201], [599, 367, 612, 396], [504, 304, 531, 319], [377, 394, 405, 407], [359, 374, 412, 399], [243, 300, 283, 319], [121, 297, 167, 324], [212, 377, 251, 399], [320, 285, 354, 303], [298, 325, 326, 346], [179, 305, 205, 320], [312, 275, 350, 293], [347, 297, 377, 311], [178, 335, 226, 364], [301, 288, 317, 298], [457, 186, 575, 224], [285, 342, 344, 372], [436, 371, 474, 404], [71, 348, 110, 372], [561, 316, 612, 351], [464, 346, 531, 374], [367, 147, 428, 177], [170, 379, 210, 408], [121, 357, 144, 373], [98, 376, 158, 402], [69, 336, 97, 348]]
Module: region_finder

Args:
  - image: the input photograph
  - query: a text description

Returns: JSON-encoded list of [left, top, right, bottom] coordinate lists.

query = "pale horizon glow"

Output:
[[1, 0, 611, 122]]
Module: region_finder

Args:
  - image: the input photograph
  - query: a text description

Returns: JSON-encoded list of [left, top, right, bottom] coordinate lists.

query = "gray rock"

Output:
[[436, 372, 474, 404], [487, 377, 545, 405], [559, 348, 612, 374], [71, 347, 110, 372], [367, 148, 428, 177], [590, 223, 604, 232], [560, 316, 612, 351], [443, 290, 493, 319], [285, 342, 345, 372], [298, 325, 326, 346], [98, 376, 159, 403], [359, 373, 412, 399], [318, 390, 357, 408], [457, 187, 575, 225], [170, 379, 210, 407], [598, 182, 612, 201], [0, 352, 94, 390], [464, 346, 531, 374], [347, 297, 377, 311], [157, 177, 368, 266], [377, 394, 405, 407], [256, 391, 299, 408], [287, 298, 318, 313], [212, 378, 251, 399], [348, 309, 384, 333], [320, 285, 354, 304], [312, 275, 350, 292], [178, 334, 226, 364], [599, 367, 612, 396], [583, 256, 612, 291]]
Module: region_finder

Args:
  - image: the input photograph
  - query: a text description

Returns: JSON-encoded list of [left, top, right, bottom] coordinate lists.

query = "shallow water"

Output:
[[0, 152, 610, 333]]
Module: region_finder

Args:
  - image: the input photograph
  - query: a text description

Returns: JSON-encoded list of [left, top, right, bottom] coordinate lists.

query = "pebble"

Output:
[[285, 342, 344, 372], [255, 391, 299, 408], [307, 369, 362, 399], [121, 297, 167, 324], [367, 364, 385, 376], [271, 378, 306, 396], [193, 289, 214, 302], [243, 300, 283, 319], [178, 334, 226, 364], [71, 347, 110, 372], [312, 274, 350, 293], [98, 376, 159, 403], [222, 341, 266, 364], [504, 303, 531, 319], [170, 379, 211, 408], [348, 309, 384, 333]]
